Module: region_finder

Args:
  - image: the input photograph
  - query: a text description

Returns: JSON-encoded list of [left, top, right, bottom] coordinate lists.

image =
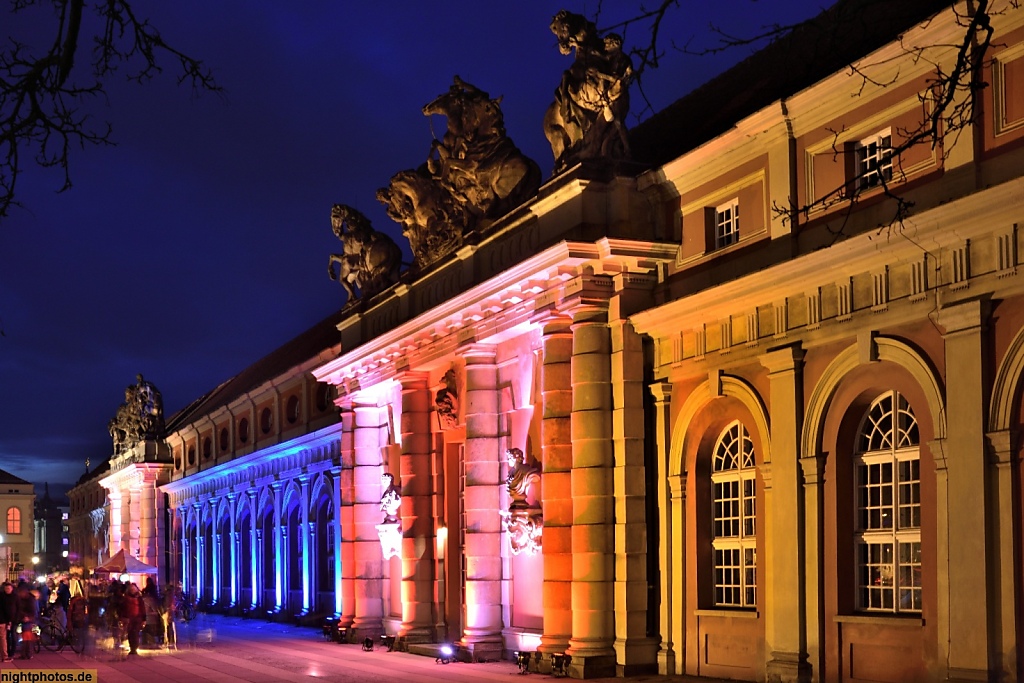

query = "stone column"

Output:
[[759, 345, 810, 683], [650, 382, 677, 675], [108, 489, 123, 556], [273, 483, 284, 611], [300, 477, 312, 614], [567, 306, 616, 679], [211, 497, 221, 605], [331, 462, 350, 623], [227, 493, 238, 607], [670, 475, 690, 675], [611, 319, 656, 674], [351, 401, 385, 640], [179, 507, 191, 595], [396, 372, 436, 644], [337, 406, 356, 624], [538, 315, 573, 670], [139, 477, 157, 565], [128, 484, 142, 559], [460, 345, 504, 661], [938, 300, 992, 681], [247, 491, 258, 609], [986, 429, 1018, 681], [799, 454, 825, 683]]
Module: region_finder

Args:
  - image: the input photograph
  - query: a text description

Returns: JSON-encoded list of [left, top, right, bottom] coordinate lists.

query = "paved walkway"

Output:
[[0, 615, 730, 682]]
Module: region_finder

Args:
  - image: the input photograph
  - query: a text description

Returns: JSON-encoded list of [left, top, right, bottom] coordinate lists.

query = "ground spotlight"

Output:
[[380, 634, 396, 651], [362, 636, 374, 651], [436, 643, 454, 664], [551, 652, 571, 677], [515, 650, 532, 674]]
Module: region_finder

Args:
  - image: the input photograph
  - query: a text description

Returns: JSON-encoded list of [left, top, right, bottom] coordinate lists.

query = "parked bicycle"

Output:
[[38, 613, 83, 653], [173, 591, 197, 622]]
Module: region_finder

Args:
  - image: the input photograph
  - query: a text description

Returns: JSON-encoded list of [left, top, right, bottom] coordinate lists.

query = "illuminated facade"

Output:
[[0, 468, 35, 582], [65, 0, 1024, 680]]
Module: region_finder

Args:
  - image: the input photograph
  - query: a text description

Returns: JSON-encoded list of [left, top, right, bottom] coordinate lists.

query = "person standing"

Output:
[[68, 579, 89, 656], [15, 581, 37, 660], [0, 582, 12, 662], [121, 584, 146, 656]]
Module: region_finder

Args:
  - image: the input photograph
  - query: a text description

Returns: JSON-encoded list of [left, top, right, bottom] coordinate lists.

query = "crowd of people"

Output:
[[0, 574, 187, 659]]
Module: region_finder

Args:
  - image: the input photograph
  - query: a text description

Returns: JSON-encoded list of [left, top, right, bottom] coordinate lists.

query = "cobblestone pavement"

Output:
[[0, 615, 732, 683]]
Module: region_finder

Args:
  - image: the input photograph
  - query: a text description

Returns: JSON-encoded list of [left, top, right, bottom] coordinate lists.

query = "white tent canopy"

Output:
[[93, 549, 159, 575]]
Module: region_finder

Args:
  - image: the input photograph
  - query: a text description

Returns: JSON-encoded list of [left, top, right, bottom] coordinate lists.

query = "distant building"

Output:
[[0, 468, 36, 582], [66, 459, 111, 574], [33, 483, 69, 573]]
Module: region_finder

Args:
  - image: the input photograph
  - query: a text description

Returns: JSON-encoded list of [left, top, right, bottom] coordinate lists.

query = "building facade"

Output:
[[66, 0, 1024, 680], [0, 468, 36, 582]]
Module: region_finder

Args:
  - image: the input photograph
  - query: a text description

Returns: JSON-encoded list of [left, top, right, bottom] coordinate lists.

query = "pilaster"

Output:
[[538, 315, 574, 671], [799, 454, 826, 683], [611, 319, 657, 675], [566, 305, 616, 679], [759, 344, 811, 683], [351, 400, 385, 640], [396, 372, 436, 645], [460, 345, 504, 661], [650, 382, 677, 675], [986, 429, 1018, 682], [937, 299, 992, 681]]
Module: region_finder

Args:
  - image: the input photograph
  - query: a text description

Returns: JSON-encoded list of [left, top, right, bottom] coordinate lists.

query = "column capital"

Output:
[[986, 429, 1019, 467], [461, 343, 497, 363], [394, 370, 430, 387], [668, 473, 687, 500], [937, 297, 990, 335], [799, 453, 826, 485], [649, 381, 672, 404], [531, 310, 573, 335], [759, 343, 805, 374]]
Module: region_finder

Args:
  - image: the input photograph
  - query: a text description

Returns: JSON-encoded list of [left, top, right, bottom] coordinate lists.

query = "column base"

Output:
[[459, 639, 503, 662], [767, 651, 812, 683], [567, 653, 617, 679], [396, 627, 434, 647], [614, 636, 659, 676], [657, 646, 677, 675]]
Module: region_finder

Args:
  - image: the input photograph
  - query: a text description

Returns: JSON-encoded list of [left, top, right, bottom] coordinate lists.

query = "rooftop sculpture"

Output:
[[108, 374, 165, 455], [378, 77, 540, 270], [545, 10, 633, 173], [326, 204, 403, 304]]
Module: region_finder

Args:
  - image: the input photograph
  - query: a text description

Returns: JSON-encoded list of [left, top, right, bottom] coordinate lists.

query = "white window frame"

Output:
[[854, 129, 893, 192], [853, 390, 922, 613], [715, 198, 740, 249], [711, 420, 757, 608]]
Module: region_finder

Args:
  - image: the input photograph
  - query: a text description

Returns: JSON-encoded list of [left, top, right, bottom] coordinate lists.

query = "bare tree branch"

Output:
[[0, 0, 222, 220]]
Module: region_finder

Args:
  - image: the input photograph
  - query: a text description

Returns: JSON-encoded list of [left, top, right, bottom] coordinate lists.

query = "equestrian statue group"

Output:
[[326, 10, 633, 305]]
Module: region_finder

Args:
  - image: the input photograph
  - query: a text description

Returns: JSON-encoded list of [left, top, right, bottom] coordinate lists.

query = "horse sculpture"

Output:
[[423, 76, 540, 221], [544, 10, 633, 173], [379, 76, 540, 270], [326, 204, 403, 303]]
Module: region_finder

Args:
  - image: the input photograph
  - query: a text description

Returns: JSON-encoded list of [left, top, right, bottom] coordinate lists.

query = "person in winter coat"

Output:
[[121, 584, 146, 656], [15, 582, 38, 660], [68, 579, 89, 655], [0, 582, 13, 662]]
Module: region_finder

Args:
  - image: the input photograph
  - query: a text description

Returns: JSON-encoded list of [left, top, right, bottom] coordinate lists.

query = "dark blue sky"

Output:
[[0, 1, 826, 494]]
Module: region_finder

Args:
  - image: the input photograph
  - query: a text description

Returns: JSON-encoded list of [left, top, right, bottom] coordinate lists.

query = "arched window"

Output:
[[854, 390, 921, 612], [711, 421, 757, 607], [6, 506, 21, 535]]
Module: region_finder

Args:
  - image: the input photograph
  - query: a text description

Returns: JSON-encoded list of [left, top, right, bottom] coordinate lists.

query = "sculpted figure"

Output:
[[380, 472, 402, 524], [379, 76, 539, 270], [423, 76, 540, 222], [326, 204, 403, 303], [434, 369, 459, 431], [545, 10, 633, 173], [505, 448, 541, 510], [108, 374, 165, 455]]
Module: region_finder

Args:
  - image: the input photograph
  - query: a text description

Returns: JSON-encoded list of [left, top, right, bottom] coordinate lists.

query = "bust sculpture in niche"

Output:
[[502, 448, 544, 555]]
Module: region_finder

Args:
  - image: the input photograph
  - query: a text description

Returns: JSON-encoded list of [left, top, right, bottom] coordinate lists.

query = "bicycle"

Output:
[[38, 615, 83, 654]]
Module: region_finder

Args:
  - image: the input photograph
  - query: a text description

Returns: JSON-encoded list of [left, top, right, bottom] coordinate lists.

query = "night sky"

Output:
[[0, 1, 827, 496]]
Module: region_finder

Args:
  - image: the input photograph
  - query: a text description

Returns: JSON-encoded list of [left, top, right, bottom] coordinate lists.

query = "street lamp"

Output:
[[31, 556, 39, 566]]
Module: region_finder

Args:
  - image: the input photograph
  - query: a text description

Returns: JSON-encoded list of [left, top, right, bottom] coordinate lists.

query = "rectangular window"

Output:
[[855, 130, 893, 191], [715, 199, 740, 248]]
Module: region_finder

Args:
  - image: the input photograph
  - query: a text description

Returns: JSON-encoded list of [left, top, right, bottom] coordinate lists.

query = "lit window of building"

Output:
[[711, 421, 757, 608], [6, 507, 20, 535], [854, 129, 893, 191], [854, 391, 921, 612], [715, 199, 740, 248]]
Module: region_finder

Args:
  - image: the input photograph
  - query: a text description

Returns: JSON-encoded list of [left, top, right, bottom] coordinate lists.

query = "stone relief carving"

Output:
[[545, 10, 633, 173], [378, 76, 540, 270], [108, 374, 165, 455], [377, 472, 402, 560], [500, 448, 544, 555], [326, 204, 403, 304], [434, 369, 459, 430]]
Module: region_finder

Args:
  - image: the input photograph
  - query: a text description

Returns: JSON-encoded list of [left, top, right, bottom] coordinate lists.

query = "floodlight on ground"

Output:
[[436, 643, 454, 664], [362, 637, 374, 651], [515, 650, 533, 674]]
